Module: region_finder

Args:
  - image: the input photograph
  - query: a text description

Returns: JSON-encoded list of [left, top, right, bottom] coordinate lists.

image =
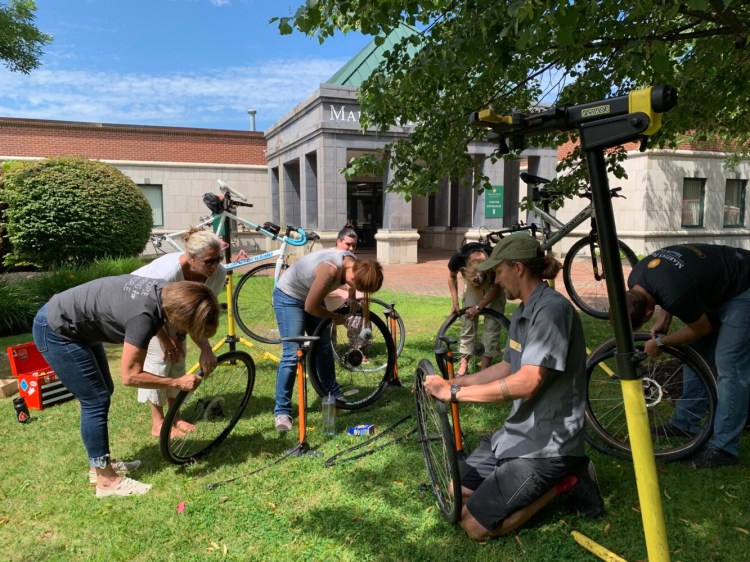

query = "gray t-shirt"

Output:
[[491, 282, 587, 459], [46, 274, 165, 348], [276, 249, 355, 302]]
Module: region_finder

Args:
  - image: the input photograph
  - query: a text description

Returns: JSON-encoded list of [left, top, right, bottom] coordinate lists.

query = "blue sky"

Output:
[[0, 0, 372, 131]]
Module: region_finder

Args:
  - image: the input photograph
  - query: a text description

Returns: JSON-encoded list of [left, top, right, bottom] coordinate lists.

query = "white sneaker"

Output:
[[95, 476, 152, 498], [88, 459, 142, 484], [275, 414, 293, 432]]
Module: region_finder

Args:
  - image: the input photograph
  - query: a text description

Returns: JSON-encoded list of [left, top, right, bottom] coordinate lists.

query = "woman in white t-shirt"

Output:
[[133, 228, 226, 438]]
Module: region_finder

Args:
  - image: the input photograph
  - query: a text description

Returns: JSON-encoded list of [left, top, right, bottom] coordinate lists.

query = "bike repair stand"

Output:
[[473, 85, 678, 562], [185, 192, 279, 375], [283, 336, 322, 457]]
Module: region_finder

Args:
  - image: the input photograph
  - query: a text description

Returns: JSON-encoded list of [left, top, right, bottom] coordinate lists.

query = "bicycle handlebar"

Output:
[[486, 223, 538, 244]]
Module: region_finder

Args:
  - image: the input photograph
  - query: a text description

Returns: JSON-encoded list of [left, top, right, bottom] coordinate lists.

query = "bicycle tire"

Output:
[[233, 262, 287, 344], [585, 332, 717, 462], [434, 308, 511, 379], [414, 359, 462, 523], [368, 297, 406, 357], [308, 311, 395, 410], [562, 236, 638, 320], [160, 351, 255, 465]]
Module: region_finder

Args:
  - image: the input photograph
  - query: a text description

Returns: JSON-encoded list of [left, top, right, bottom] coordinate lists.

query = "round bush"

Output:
[[0, 157, 152, 268]]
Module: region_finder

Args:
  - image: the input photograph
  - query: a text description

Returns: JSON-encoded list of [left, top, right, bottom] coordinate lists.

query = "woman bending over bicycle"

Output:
[[32, 279, 219, 497], [132, 228, 227, 438], [273, 249, 384, 432]]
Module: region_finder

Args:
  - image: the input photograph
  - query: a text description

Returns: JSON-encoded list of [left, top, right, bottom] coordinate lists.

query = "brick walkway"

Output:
[[377, 249, 582, 302]]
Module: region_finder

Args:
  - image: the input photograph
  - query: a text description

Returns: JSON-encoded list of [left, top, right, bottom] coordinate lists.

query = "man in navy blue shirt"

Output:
[[627, 243, 750, 468]]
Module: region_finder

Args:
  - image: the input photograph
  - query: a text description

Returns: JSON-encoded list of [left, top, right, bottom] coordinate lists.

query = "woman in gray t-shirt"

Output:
[[32, 276, 219, 498], [272, 249, 383, 432]]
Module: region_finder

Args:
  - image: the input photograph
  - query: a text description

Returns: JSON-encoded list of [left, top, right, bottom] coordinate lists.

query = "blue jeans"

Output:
[[273, 288, 340, 417], [32, 304, 114, 468], [671, 287, 750, 456]]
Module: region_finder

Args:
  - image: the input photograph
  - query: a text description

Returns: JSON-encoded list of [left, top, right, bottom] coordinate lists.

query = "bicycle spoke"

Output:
[[233, 263, 283, 344], [309, 312, 395, 410], [585, 334, 717, 462], [563, 237, 637, 320], [161, 351, 255, 464], [414, 359, 461, 523], [435, 309, 510, 379]]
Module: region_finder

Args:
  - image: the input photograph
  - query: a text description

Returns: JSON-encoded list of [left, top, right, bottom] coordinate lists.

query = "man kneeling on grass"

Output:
[[424, 236, 604, 540]]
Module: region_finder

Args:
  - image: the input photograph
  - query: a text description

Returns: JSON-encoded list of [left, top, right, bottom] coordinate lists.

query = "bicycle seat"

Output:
[[520, 172, 551, 186]]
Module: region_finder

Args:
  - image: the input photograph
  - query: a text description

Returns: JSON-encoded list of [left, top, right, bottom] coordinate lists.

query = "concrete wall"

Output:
[[549, 149, 750, 258]]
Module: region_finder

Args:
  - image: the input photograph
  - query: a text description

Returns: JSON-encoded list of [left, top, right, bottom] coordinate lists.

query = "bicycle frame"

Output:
[[529, 199, 594, 252], [155, 208, 307, 284]]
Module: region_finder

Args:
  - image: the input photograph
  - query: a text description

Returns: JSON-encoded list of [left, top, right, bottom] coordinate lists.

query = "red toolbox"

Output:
[[7, 343, 74, 410]]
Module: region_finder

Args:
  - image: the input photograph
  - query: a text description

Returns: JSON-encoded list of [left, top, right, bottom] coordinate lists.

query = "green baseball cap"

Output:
[[477, 234, 542, 271]]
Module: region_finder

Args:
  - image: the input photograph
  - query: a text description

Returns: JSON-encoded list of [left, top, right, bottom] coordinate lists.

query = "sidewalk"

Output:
[[378, 249, 577, 302], [380, 249, 454, 296]]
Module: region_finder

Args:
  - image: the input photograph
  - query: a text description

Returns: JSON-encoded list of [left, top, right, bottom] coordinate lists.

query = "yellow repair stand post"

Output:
[[186, 270, 280, 375]]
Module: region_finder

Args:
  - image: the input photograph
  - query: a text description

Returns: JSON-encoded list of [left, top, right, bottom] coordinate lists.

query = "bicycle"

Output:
[[585, 331, 718, 462], [496, 172, 638, 320]]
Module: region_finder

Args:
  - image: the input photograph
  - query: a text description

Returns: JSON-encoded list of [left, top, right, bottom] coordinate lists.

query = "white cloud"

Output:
[[0, 57, 349, 130], [209, 0, 231, 6]]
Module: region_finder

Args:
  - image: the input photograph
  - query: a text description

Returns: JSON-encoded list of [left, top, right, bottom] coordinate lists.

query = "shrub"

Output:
[[0, 157, 152, 269], [0, 257, 147, 336]]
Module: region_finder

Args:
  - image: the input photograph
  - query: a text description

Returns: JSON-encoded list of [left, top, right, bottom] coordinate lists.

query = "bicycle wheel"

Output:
[[160, 351, 255, 465], [233, 263, 286, 344], [308, 311, 395, 410], [368, 297, 405, 357], [414, 359, 462, 523], [585, 333, 717, 462], [562, 236, 638, 320], [434, 308, 510, 379]]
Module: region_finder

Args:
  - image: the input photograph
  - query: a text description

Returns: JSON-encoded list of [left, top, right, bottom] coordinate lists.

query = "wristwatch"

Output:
[[450, 384, 461, 403], [655, 335, 665, 348]]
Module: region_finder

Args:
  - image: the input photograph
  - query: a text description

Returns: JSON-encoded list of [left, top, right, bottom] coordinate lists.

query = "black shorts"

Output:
[[459, 436, 584, 532]]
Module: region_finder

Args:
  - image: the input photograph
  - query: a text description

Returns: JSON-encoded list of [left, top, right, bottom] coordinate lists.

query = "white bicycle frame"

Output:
[[154, 208, 308, 286]]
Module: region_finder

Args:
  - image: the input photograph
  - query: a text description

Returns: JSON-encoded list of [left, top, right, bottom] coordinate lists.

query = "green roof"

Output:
[[326, 24, 420, 87]]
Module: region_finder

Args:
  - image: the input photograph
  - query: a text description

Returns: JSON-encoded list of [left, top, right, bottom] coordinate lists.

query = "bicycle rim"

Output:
[[585, 334, 717, 462], [309, 312, 395, 410], [233, 263, 284, 344], [563, 237, 637, 320], [435, 308, 510, 379], [414, 359, 462, 523], [160, 351, 255, 464], [368, 297, 406, 357]]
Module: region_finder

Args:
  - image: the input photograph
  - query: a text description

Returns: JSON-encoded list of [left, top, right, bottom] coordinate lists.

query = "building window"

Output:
[[139, 184, 163, 227], [681, 178, 705, 228], [723, 179, 746, 228]]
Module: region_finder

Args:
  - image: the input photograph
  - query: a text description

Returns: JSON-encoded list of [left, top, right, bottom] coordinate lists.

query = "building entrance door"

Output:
[[347, 182, 383, 248]]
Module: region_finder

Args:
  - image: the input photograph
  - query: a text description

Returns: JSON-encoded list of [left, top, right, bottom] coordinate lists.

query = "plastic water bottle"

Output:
[[322, 394, 336, 436]]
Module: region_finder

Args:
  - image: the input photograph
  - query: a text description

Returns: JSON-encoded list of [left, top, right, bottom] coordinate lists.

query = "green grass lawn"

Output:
[[1, 289, 748, 561]]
